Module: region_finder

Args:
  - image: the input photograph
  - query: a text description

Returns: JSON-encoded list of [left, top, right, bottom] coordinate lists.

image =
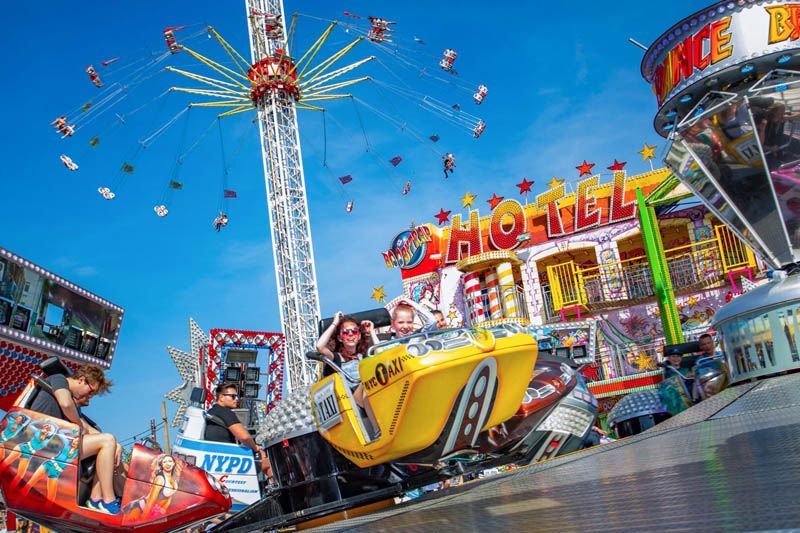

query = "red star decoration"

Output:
[[434, 208, 451, 225], [516, 177, 534, 195], [576, 160, 595, 176], [487, 193, 505, 210], [607, 159, 627, 171]]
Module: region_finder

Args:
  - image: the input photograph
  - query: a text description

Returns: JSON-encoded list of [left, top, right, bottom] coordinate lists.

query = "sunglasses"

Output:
[[222, 393, 239, 399], [341, 327, 361, 336]]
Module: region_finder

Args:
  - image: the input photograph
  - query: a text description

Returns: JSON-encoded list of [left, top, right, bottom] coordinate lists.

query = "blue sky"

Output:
[[2, 1, 711, 441]]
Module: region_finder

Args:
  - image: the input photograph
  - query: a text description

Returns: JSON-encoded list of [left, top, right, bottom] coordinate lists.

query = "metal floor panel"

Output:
[[310, 375, 800, 532]]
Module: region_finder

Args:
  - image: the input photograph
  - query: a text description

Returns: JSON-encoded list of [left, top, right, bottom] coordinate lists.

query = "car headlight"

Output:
[[406, 342, 430, 357]]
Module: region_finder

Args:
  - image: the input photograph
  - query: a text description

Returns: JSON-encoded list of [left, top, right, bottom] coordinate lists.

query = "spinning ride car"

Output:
[[608, 341, 730, 437], [0, 358, 231, 532], [211, 309, 596, 531], [308, 323, 537, 467]]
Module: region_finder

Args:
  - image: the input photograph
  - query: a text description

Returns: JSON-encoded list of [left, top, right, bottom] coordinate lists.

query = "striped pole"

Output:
[[485, 271, 503, 319], [496, 262, 518, 318], [464, 272, 485, 324]]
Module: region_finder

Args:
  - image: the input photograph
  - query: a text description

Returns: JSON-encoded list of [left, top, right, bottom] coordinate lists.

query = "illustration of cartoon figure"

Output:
[[2, 420, 59, 484], [19, 429, 80, 500], [123, 454, 183, 519], [0, 412, 32, 462], [446, 303, 463, 328], [558, 329, 588, 347], [412, 281, 439, 311]]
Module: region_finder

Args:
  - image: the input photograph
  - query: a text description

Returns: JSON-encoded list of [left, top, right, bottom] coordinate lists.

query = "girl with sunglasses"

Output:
[[316, 312, 381, 437], [316, 312, 378, 379]]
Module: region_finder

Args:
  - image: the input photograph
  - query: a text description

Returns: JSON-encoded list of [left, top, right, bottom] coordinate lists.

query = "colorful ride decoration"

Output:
[[643, 1, 800, 383], [208, 327, 285, 411], [0, 408, 230, 532], [384, 167, 760, 379], [0, 246, 123, 412], [587, 370, 664, 400], [530, 320, 597, 364], [165, 319, 285, 427]]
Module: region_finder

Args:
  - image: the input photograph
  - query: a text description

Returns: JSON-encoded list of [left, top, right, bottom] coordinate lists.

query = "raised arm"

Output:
[[401, 299, 437, 329], [316, 311, 342, 359]]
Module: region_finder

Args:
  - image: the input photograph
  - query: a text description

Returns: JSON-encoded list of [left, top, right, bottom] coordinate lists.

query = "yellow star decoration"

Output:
[[547, 176, 564, 189], [371, 285, 386, 303], [639, 143, 657, 161], [461, 191, 477, 208], [632, 352, 656, 371], [686, 296, 699, 306]]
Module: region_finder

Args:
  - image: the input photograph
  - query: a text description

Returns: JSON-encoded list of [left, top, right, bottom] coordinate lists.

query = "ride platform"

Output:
[[306, 373, 800, 531]]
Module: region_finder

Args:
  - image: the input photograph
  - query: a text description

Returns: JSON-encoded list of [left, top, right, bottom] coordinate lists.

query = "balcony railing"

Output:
[[545, 225, 757, 316]]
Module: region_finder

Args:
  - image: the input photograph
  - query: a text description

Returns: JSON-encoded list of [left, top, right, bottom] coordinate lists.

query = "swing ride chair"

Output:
[[0, 358, 231, 533]]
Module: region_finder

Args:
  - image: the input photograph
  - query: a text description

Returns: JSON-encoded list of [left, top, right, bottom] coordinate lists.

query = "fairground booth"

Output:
[[383, 164, 761, 420]]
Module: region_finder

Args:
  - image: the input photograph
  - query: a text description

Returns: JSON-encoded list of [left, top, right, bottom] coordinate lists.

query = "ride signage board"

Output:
[[385, 169, 668, 278], [383, 226, 432, 269], [641, 1, 800, 134]]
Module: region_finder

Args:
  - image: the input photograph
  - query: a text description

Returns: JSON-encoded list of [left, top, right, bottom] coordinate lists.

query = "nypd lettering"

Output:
[[200, 454, 253, 474]]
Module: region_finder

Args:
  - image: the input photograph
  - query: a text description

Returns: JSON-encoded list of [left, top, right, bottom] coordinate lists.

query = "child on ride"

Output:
[[391, 299, 438, 337], [316, 313, 377, 379], [316, 313, 379, 436]]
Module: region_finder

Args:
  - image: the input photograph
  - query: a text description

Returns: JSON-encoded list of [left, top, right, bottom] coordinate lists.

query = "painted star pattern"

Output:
[[639, 143, 657, 161], [607, 159, 627, 171], [487, 193, 505, 210]]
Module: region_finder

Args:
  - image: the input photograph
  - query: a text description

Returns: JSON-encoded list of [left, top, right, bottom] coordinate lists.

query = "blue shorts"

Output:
[[44, 460, 65, 478], [18, 442, 35, 460]]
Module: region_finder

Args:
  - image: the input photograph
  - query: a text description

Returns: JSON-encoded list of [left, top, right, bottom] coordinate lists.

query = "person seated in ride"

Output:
[[316, 313, 379, 435], [316, 312, 377, 378], [662, 352, 691, 376], [390, 299, 437, 338], [698, 333, 722, 359], [27, 364, 122, 514], [204, 383, 272, 477], [432, 310, 447, 330]]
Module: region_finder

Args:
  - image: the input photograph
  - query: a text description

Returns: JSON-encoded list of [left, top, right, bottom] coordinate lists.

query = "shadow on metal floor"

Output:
[[310, 374, 800, 532]]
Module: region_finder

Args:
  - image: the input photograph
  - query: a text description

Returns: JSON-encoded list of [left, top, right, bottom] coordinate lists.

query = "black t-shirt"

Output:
[[322, 352, 344, 378], [29, 374, 70, 420], [204, 404, 241, 443]]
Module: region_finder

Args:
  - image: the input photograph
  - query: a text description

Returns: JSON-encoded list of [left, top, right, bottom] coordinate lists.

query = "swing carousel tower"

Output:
[[245, 0, 320, 390], [167, 1, 373, 390]]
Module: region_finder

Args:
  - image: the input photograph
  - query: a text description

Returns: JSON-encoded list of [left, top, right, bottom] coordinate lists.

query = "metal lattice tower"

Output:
[[167, 3, 372, 391], [245, 0, 319, 390]]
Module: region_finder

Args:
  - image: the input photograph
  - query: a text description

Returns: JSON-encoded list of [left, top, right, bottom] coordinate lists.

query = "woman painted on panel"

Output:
[[123, 454, 183, 519]]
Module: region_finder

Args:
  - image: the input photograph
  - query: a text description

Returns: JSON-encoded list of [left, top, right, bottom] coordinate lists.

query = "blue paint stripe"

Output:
[[175, 437, 253, 457]]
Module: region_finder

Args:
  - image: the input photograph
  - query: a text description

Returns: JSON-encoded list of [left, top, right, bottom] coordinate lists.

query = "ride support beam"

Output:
[[636, 188, 684, 344]]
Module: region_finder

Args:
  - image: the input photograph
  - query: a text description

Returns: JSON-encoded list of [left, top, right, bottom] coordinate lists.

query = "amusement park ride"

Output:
[[4, 0, 800, 531]]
